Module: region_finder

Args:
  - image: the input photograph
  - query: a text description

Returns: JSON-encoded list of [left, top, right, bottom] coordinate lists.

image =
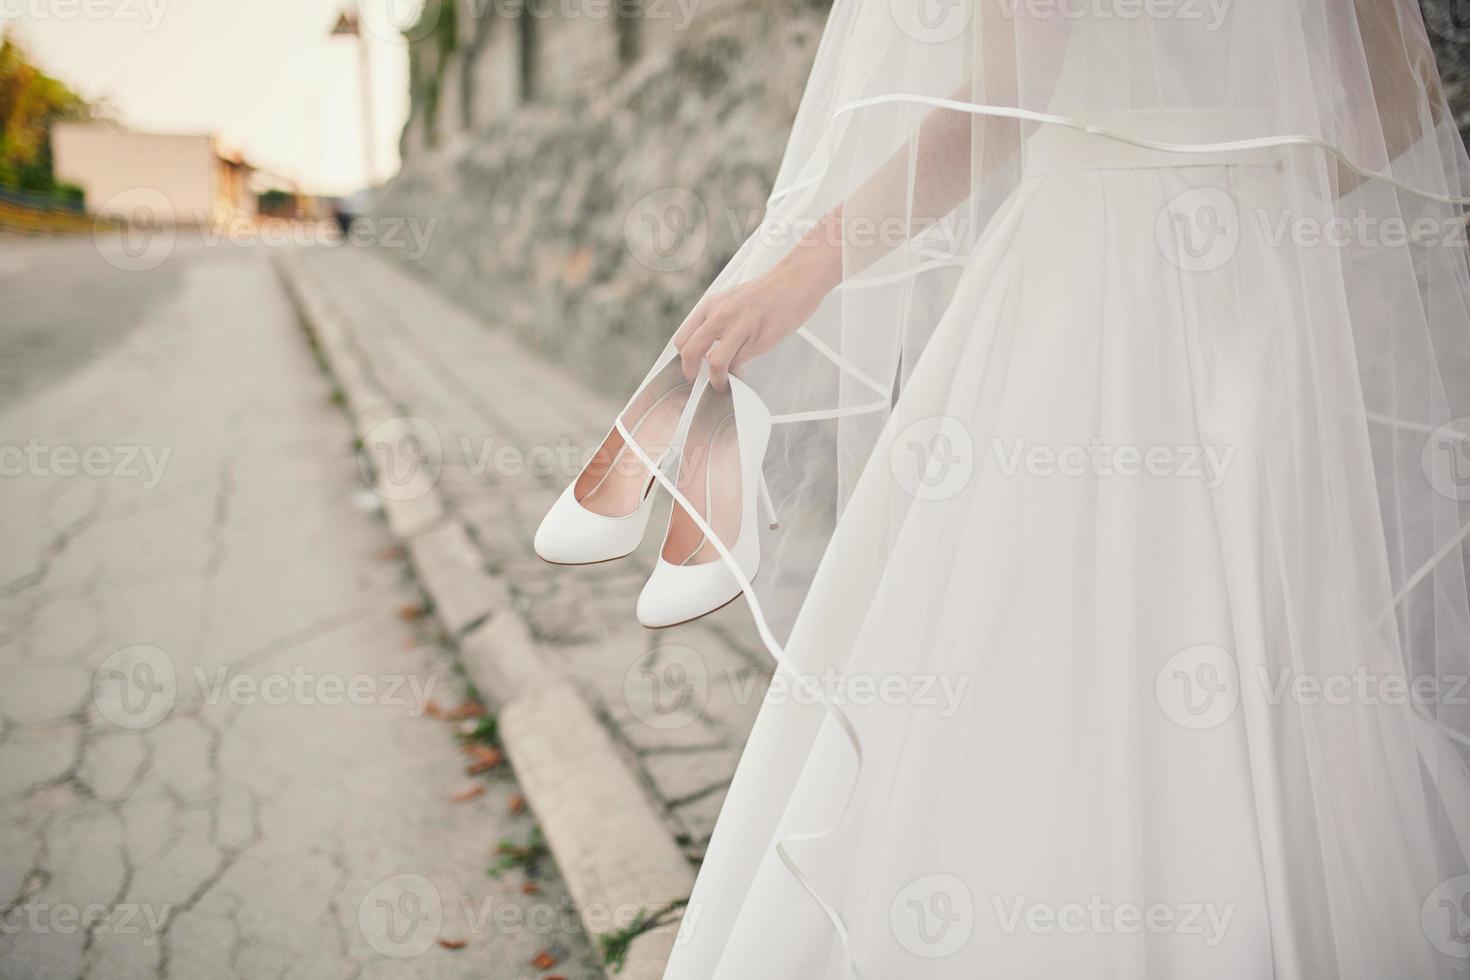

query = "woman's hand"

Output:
[[672, 85, 985, 391], [673, 214, 844, 390]]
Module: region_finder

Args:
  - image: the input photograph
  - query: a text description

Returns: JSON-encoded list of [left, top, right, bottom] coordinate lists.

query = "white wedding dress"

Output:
[[604, 2, 1470, 977]]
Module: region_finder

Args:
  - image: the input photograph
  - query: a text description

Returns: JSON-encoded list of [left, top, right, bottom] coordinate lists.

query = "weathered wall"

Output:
[[378, 0, 1470, 397], [378, 0, 825, 395], [1428, 6, 1470, 135]]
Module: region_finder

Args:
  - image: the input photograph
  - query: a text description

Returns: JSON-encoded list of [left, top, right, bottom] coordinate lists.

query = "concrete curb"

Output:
[[275, 252, 693, 978], [408, 523, 498, 636], [461, 614, 559, 704], [501, 682, 693, 978]]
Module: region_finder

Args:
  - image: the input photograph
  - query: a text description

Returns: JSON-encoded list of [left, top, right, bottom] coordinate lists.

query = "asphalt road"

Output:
[[0, 234, 192, 410], [0, 232, 600, 979]]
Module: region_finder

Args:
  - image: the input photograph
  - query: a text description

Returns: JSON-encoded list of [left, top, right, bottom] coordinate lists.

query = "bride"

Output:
[[536, 0, 1470, 975]]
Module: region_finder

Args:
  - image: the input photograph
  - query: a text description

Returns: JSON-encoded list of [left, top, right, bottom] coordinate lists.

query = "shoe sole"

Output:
[[537, 551, 639, 567], [640, 572, 757, 630], [640, 590, 745, 630]]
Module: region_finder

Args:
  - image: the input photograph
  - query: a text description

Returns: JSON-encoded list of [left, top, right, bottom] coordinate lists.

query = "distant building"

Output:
[[51, 123, 257, 224]]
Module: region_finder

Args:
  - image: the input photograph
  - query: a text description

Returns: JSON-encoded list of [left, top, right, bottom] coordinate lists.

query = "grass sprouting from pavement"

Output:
[[599, 899, 690, 973]]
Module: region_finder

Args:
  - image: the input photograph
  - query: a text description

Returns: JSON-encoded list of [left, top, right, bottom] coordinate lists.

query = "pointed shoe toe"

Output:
[[636, 558, 743, 629], [535, 484, 656, 565]]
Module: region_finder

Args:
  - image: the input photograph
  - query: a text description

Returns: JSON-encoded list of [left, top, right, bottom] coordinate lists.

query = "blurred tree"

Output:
[[0, 31, 92, 195], [258, 188, 297, 218]]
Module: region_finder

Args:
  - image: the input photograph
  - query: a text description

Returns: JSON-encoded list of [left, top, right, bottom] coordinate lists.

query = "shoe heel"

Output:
[[757, 474, 780, 530]]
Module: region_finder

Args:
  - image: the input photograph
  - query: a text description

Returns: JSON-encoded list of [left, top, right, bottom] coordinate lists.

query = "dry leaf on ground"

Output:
[[465, 745, 503, 775]]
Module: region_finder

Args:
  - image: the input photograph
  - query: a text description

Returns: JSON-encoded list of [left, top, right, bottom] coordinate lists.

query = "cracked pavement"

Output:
[[286, 247, 774, 864], [0, 234, 600, 979]]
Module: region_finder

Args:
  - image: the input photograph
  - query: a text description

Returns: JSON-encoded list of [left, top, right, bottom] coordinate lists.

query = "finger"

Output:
[[706, 330, 748, 392], [728, 347, 752, 382], [673, 302, 708, 351], [680, 315, 722, 382], [705, 321, 752, 390]]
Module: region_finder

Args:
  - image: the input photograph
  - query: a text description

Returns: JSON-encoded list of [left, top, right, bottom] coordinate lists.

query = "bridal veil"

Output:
[[608, 0, 1470, 975]]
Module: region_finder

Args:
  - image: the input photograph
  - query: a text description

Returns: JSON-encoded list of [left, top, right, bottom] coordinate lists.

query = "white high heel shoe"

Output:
[[534, 360, 692, 566], [636, 375, 779, 629]]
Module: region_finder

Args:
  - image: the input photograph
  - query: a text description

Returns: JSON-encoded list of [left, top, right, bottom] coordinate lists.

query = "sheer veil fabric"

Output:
[[606, 0, 1470, 976]]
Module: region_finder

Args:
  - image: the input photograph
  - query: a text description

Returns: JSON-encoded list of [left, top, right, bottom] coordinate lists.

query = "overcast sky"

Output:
[[4, 0, 419, 194]]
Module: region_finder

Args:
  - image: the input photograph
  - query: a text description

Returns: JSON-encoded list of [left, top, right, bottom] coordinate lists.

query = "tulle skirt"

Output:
[[663, 147, 1470, 978]]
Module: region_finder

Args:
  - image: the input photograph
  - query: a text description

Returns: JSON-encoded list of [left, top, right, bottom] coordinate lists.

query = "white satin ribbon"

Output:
[[769, 95, 1470, 208]]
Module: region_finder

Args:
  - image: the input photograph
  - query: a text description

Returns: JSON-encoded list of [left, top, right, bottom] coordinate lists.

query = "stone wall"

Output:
[[378, 0, 1470, 397], [399, 0, 759, 162], [1427, 5, 1470, 136], [380, 0, 826, 395]]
